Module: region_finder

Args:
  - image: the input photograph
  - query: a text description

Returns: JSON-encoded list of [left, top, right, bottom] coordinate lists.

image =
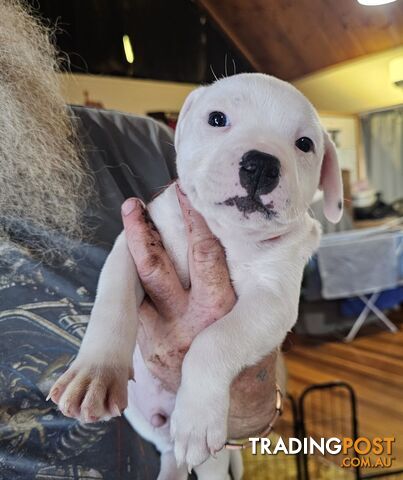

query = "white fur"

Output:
[[52, 73, 342, 478]]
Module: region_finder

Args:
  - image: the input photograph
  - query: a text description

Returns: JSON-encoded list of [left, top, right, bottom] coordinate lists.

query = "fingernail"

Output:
[[122, 198, 140, 216]]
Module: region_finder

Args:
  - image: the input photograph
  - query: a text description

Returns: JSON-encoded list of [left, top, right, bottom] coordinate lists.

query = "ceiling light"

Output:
[[123, 34, 134, 64], [357, 0, 397, 5]]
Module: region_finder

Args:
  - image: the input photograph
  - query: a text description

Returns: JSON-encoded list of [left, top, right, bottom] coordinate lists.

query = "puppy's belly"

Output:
[[127, 346, 176, 428]]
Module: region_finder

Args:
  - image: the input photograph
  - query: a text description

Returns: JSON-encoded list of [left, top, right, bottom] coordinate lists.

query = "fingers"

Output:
[[175, 184, 236, 311], [122, 198, 187, 319]]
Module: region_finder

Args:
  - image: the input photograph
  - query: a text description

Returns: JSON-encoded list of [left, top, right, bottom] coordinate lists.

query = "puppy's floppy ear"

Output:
[[175, 87, 205, 149], [319, 131, 343, 223]]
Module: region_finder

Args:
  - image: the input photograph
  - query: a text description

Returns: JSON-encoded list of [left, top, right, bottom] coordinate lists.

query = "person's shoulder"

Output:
[[69, 105, 174, 140]]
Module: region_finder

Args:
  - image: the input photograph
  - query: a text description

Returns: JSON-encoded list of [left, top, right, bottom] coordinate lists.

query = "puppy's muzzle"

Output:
[[240, 150, 280, 197]]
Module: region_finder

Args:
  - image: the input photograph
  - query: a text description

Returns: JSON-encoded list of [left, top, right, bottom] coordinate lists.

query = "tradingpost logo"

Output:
[[249, 436, 396, 469]]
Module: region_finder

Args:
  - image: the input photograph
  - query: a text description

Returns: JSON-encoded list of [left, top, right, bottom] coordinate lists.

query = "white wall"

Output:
[[59, 72, 197, 115]]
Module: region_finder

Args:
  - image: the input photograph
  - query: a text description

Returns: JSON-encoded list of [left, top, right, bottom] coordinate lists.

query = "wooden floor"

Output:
[[284, 314, 403, 473]]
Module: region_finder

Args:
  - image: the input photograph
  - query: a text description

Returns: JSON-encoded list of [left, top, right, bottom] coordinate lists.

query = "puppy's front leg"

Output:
[[49, 232, 143, 422], [171, 286, 298, 468]]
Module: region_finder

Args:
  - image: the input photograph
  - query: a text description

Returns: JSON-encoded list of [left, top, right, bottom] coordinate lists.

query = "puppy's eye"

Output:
[[208, 111, 228, 127], [295, 137, 314, 153]]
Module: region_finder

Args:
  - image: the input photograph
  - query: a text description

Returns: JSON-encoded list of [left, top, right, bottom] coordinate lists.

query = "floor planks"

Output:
[[284, 317, 403, 473]]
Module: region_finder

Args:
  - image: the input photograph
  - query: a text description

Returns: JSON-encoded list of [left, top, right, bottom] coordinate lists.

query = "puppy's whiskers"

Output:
[[209, 64, 218, 82]]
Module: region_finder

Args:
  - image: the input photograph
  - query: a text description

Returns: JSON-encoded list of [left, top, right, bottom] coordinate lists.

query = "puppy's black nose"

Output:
[[239, 150, 280, 196]]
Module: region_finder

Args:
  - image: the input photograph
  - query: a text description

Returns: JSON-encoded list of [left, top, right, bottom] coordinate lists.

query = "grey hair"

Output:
[[0, 0, 93, 260]]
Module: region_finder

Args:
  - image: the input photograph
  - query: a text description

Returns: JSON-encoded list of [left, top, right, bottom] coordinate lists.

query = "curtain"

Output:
[[361, 107, 403, 203]]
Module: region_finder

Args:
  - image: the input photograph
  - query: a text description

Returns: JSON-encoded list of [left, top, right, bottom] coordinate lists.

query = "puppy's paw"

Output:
[[47, 356, 133, 422], [170, 386, 229, 468]]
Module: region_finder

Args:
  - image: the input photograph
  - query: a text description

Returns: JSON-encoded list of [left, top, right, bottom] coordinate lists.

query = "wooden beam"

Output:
[[197, 0, 262, 72]]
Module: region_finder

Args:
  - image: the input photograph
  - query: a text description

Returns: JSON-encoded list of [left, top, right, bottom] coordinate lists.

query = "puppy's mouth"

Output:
[[218, 195, 278, 220]]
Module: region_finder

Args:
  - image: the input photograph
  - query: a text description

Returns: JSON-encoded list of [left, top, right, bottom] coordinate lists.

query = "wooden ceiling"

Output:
[[198, 0, 403, 80]]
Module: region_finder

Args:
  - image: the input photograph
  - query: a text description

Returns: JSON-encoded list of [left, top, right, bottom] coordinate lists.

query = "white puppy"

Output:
[[50, 73, 342, 479]]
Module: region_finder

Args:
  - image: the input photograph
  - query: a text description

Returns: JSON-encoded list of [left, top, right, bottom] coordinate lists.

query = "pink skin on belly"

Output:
[[128, 346, 176, 427]]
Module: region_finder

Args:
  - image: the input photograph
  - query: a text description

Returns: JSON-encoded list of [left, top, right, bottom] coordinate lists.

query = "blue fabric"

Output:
[[340, 286, 403, 317]]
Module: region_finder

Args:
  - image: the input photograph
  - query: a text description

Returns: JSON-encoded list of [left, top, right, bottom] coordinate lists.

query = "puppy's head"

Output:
[[175, 73, 342, 240]]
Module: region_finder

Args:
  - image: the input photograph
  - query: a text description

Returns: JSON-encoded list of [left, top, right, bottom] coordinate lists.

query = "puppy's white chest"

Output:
[[225, 247, 280, 298]]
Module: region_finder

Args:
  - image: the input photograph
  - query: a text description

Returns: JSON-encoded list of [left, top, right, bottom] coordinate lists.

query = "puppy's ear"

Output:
[[319, 131, 343, 223], [175, 87, 205, 149]]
